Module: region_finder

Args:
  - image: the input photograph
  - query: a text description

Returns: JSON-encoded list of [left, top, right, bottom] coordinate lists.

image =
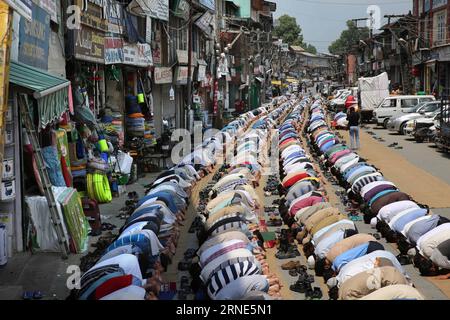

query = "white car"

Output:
[[405, 111, 441, 136], [373, 95, 436, 128], [330, 90, 351, 111]]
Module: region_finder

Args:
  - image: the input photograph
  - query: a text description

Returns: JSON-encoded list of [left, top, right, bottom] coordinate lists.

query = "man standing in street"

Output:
[[346, 107, 360, 150]]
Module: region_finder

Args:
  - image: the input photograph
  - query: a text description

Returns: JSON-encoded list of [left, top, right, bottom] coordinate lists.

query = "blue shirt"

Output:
[[391, 208, 428, 233], [314, 230, 345, 259], [343, 163, 368, 180], [320, 140, 336, 153], [137, 191, 178, 214], [332, 242, 371, 271], [347, 167, 377, 184]]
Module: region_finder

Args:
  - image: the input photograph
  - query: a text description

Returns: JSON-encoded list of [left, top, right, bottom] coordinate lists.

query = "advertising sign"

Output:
[[4, 0, 32, 21], [199, 0, 215, 11], [39, 0, 58, 23], [18, 3, 50, 70], [123, 42, 153, 67], [154, 67, 173, 84], [104, 36, 123, 64], [74, 25, 105, 63]]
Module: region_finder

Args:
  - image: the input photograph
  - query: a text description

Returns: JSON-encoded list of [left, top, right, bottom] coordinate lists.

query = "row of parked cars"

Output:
[[373, 95, 450, 146]]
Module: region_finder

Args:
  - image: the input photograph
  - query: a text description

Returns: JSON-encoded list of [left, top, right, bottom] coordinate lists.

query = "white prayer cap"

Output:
[[307, 255, 316, 269], [327, 277, 338, 289], [370, 217, 378, 229]]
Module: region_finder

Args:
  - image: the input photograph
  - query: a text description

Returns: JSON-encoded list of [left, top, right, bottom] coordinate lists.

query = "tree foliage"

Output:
[[274, 15, 304, 46], [305, 44, 317, 54], [274, 14, 318, 54], [329, 21, 370, 55]]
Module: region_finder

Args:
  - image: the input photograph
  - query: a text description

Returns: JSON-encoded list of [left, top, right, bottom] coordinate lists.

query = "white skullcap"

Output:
[[307, 255, 316, 269], [407, 248, 417, 258], [327, 277, 338, 289], [370, 217, 378, 229]]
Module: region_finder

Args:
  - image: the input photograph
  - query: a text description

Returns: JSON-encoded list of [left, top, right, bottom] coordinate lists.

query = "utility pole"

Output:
[[384, 14, 412, 94], [186, 0, 193, 130]]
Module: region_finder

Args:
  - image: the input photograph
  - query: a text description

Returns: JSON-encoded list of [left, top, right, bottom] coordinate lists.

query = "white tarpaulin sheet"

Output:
[[25, 187, 71, 252], [358, 72, 390, 111]]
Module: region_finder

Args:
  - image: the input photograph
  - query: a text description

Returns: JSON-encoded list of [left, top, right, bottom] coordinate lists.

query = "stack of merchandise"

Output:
[[111, 113, 124, 147], [125, 95, 145, 138], [101, 109, 124, 148], [69, 131, 87, 180], [143, 119, 157, 146], [53, 128, 73, 187]]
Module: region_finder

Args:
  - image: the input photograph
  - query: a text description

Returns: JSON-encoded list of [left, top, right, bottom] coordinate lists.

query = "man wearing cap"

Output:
[[335, 250, 410, 287], [336, 266, 410, 300]]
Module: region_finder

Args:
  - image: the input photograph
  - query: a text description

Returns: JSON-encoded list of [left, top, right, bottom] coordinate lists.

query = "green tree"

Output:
[[305, 44, 317, 54], [274, 15, 304, 46], [329, 20, 370, 55], [274, 15, 319, 54]]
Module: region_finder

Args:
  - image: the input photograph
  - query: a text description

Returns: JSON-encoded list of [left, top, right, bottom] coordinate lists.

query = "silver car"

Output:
[[387, 102, 441, 134]]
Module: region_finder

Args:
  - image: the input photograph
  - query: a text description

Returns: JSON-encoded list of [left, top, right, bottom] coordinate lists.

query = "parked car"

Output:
[[373, 95, 436, 128], [387, 101, 441, 134], [413, 113, 440, 143], [330, 89, 352, 111]]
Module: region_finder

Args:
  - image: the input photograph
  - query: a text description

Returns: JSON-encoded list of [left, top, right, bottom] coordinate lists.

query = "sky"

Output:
[[272, 0, 412, 53]]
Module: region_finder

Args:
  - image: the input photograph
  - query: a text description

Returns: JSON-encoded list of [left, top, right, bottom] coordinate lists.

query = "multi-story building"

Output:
[[413, 0, 450, 96]]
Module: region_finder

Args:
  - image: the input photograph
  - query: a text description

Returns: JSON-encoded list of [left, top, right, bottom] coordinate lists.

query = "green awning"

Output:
[[9, 61, 70, 128]]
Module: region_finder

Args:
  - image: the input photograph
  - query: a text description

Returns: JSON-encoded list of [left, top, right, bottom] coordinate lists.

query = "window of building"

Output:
[[434, 10, 447, 45]]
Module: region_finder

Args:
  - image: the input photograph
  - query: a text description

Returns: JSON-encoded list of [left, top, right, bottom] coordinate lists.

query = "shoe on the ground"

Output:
[[281, 260, 300, 270], [290, 281, 312, 294], [276, 251, 297, 260], [288, 269, 298, 277]]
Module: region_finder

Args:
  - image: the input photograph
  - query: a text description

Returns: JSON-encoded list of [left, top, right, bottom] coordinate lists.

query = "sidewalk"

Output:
[[0, 172, 159, 300]]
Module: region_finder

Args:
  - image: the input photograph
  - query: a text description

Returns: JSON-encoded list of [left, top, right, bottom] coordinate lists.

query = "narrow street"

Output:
[[1, 0, 450, 308]]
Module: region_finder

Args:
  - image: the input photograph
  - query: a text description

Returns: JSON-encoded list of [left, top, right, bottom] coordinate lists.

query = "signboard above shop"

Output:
[[107, 2, 124, 34], [123, 42, 153, 67], [4, 0, 32, 21], [18, 2, 50, 70], [74, 25, 105, 64], [127, 0, 169, 21], [75, 0, 108, 31], [39, 0, 58, 23], [154, 67, 173, 84], [104, 36, 124, 65], [173, 0, 190, 20], [432, 0, 447, 9], [195, 11, 213, 36], [199, 0, 215, 11]]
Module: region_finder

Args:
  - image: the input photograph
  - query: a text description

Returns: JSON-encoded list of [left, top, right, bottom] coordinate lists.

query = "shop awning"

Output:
[[9, 61, 70, 128]]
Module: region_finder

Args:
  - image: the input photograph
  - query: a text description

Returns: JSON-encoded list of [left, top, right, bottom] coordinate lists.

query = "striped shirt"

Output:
[[202, 241, 248, 267], [207, 261, 261, 298], [351, 173, 385, 194]]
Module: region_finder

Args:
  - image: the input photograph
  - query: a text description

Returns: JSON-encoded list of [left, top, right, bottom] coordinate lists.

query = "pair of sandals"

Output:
[[288, 265, 308, 277], [275, 250, 297, 260], [101, 223, 116, 231], [387, 143, 403, 149], [305, 287, 323, 300], [396, 254, 412, 266], [290, 277, 313, 294], [188, 217, 203, 233], [368, 232, 381, 240], [23, 291, 43, 300], [127, 191, 139, 200]]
